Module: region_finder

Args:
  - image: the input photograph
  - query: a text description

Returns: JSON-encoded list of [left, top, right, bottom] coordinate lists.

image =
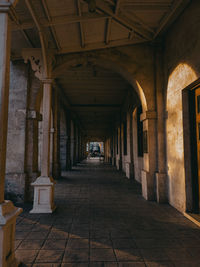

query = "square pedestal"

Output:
[[141, 170, 155, 201], [125, 162, 134, 179], [0, 200, 22, 267], [30, 176, 56, 213], [156, 172, 167, 203]]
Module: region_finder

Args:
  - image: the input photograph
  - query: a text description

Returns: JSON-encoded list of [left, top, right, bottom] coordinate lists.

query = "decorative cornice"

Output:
[[22, 49, 44, 80], [41, 78, 54, 84]]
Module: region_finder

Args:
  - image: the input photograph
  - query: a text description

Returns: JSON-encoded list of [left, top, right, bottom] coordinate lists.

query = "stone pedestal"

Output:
[[0, 201, 22, 267], [112, 157, 116, 166], [117, 159, 122, 170], [125, 162, 133, 179], [156, 173, 168, 203], [30, 176, 56, 213], [141, 170, 154, 200]]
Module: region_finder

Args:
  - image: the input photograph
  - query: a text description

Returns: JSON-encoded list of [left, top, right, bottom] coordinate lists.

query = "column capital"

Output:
[[41, 78, 54, 84], [0, 1, 11, 13], [140, 110, 157, 122]]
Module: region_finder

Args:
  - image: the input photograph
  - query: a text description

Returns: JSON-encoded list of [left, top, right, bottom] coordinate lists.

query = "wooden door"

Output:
[[195, 87, 200, 205]]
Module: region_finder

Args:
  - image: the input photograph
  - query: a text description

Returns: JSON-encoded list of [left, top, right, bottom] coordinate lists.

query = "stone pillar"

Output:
[[52, 89, 60, 179], [155, 45, 168, 203], [30, 79, 56, 213], [125, 111, 134, 179], [141, 111, 157, 201], [73, 123, 77, 165], [25, 110, 41, 201], [66, 115, 72, 170], [0, 2, 22, 266], [117, 123, 122, 170]]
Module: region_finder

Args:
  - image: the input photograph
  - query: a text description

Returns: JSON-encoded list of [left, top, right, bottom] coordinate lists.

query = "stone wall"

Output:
[[5, 61, 28, 202]]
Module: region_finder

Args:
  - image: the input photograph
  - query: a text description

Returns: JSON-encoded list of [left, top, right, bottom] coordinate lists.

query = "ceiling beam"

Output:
[[115, 0, 121, 14], [77, 0, 85, 48], [95, 0, 153, 40], [9, 6, 34, 47], [105, 17, 112, 44], [121, 2, 171, 11], [11, 14, 110, 31], [57, 37, 147, 54], [41, 0, 61, 51], [120, 9, 155, 34], [154, 0, 190, 38]]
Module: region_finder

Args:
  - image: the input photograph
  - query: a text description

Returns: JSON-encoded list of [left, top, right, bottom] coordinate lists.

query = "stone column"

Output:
[[73, 123, 77, 165], [30, 79, 56, 213], [155, 45, 168, 203], [52, 88, 60, 179], [25, 110, 41, 202], [141, 111, 157, 200], [117, 122, 122, 170], [0, 2, 22, 266], [125, 111, 134, 179], [66, 114, 72, 170]]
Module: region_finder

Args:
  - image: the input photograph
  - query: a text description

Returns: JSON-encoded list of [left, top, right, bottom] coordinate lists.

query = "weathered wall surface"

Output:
[[164, 0, 200, 212], [5, 61, 28, 201]]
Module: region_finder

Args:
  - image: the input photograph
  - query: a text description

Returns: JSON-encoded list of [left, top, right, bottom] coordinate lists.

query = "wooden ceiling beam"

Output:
[[77, 0, 85, 48], [57, 37, 147, 54], [9, 6, 34, 47], [115, 0, 121, 14], [11, 14, 110, 31], [105, 17, 112, 44], [41, 0, 61, 51], [121, 2, 171, 11], [154, 0, 190, 38], [95, 0, 153, 40]]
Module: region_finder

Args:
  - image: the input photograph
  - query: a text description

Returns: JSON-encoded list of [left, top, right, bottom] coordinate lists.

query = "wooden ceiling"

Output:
[[10, 0, 190, 139], [11, 0, 190, 57]]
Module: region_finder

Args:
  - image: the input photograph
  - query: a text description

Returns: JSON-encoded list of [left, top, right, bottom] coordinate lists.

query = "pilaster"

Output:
[[0, 3, 22, 266], [140, 111, 157, 200]]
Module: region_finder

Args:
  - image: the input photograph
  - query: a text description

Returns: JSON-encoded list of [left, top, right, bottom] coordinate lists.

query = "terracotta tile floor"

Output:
[[15, 159, 200, 267]]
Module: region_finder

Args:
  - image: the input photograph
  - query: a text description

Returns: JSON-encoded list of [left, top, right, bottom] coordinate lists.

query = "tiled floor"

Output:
[[15, 159, 200, 267]]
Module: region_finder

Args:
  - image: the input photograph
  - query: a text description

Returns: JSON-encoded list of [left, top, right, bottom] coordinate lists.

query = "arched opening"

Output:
[[166, 63, 197, 212], [54, 56, 148, 185]]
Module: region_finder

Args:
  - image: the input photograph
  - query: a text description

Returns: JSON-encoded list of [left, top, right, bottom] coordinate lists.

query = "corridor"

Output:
[[15, 159, 200, 267]]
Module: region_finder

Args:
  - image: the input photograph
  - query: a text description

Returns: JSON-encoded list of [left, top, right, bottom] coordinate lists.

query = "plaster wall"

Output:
[[165, 0, 200, 211]]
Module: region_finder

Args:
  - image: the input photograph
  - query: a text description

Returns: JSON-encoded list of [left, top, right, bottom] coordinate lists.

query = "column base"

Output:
[[30, 176, 56, 214], [112, 157, 116, 166], [116, 159, 122, 170], [125, 162, 134, 179], [156, 172, 168, 203], [0, 200, 22, 267], [141, 170, 155, 201]]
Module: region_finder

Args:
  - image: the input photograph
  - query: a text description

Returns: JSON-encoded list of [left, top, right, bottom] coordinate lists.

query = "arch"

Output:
[[166, 63, 197, 212], [53, 55, 147, 112]]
